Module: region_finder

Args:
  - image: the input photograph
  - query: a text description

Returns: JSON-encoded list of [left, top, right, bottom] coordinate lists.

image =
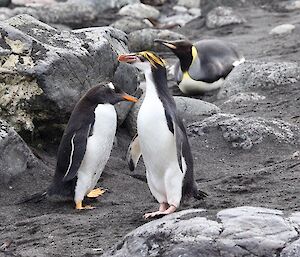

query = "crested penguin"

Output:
[[118, 51, 207, 219], [155, 39, 245, 95], [44, 82, 137, 210]]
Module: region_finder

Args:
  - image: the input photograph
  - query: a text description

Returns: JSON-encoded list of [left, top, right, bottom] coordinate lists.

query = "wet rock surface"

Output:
[[0, 0, 299, 257]]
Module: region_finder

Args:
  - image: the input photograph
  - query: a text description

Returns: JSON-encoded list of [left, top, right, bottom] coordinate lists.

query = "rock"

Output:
[[125, 94, 219, 135], [177, 0, 201, 8], [188, 113, 300, 150], [3, 0, 140, 27], [270, 24, 295, 35], [217, 61, 300, 99], [0, 0, 11, 7], [128, 28, 186, 52], [0, 7, 13, 20], [281, 239, 300, 257], [12, 0, 55, 6], [173, 5, 188, 13], [111, 17, 151, 34], [104, 207, 300, 257], [0, 14, 138, 135], [0, 119, 37, 184], [280, 0, 300, 11], [188, 7, 202, 16], [175, 96, 220, 123], [206, 6, 245, 29], [141, 0, 166, 6], [118, 3, 160, 19], [159, 12, 200, 27]]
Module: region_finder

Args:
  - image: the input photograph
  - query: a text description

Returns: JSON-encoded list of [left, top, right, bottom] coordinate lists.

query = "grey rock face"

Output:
[[128, 28, 186, 52], [0, 119, 36, 184], [0, 14, 138, 133], [206, 6, 245, 29], [188, 113, 300, 150], [104, 207, 300, 257], [217, 61, 300, 99]]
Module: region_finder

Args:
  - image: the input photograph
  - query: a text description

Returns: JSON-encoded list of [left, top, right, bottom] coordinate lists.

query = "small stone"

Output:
[[206, 6, 245, 29], [188, 7, 201, 17], [283, 0, 300, 11], [141, 0, 166, 6], [173, 5, 188, 13], [270, 24, 295, 35], [118, 3, 160, 19], [177, 0, 201, 8]]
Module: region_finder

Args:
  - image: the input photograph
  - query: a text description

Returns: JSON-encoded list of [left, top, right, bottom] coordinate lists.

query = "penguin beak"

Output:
[[121, 93, 138, 103], [118, 54, 139, 63], [154, 39, 177, 49]]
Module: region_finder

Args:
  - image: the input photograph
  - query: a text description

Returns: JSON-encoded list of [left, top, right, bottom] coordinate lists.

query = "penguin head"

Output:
[[118, 51, 166, 73], [85, 82, 138, 105], [154, 39, 193, 72]]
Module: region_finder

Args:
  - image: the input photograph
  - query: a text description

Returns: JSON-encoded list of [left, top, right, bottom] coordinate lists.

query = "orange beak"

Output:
[[122, 93, 138, 103], [118, 54, 138, 63]]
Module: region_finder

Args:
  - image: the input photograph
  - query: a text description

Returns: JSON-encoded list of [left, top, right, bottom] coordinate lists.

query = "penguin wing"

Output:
[[126, 134, 142, 171], [59, 123, 93, 182], [173, 118, 190, 174], [188, 56, 225, 83]]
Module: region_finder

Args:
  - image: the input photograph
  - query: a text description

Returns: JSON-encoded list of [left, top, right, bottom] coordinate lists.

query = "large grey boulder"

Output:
[[0, 119, 37, 184], [217, 61, 300, 99], [104, 207, 300, 257], [188, 113, 300, 150], [206, 6, 245, 29], [128, 28, 186, 52], [0, 14, 138, 134]]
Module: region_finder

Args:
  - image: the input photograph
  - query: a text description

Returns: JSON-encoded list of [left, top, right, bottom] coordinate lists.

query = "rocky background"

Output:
[[0, 0, 299, 256]]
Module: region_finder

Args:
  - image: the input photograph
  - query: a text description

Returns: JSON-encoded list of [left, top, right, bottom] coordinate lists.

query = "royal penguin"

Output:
[[118, 51, 207, 219], [24, 83, 137, 210], [155, 39, 245, 95]]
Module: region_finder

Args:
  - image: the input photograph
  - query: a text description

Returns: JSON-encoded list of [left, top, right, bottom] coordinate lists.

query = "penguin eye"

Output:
[[139, 56, 147, 62]]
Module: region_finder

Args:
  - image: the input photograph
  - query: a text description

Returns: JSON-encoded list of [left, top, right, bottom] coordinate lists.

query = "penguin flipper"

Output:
[[61, 126, 90, 182], [126, 134, 142, 171]]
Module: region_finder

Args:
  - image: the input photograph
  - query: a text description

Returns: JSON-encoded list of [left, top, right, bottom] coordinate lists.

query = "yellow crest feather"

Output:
[[138, 51, 166, 68]]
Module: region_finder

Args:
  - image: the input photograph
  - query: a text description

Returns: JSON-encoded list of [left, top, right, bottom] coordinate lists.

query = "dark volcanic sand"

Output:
[[0, 5, 300, 257]]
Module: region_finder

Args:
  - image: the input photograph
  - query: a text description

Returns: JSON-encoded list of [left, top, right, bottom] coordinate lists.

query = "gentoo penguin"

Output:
[[118, 51, 207, 218], [155, 39, 245, 95], [31, 83, 137, 210]]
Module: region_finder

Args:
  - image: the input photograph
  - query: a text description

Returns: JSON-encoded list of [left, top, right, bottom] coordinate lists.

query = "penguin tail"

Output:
[[17, 191, 47, 204]]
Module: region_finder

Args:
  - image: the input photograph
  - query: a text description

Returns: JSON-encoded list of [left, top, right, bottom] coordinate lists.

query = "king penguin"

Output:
[[155, 39, 245, 95], [118, 51, 207, 219], [35, 82, 137, 210]]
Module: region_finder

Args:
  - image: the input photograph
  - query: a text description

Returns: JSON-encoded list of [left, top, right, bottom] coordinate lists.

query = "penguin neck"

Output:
[[144, 65, 174, 105], [178, 46, 198, 73]]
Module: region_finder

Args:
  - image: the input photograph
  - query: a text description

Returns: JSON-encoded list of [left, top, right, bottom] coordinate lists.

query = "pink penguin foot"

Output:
[[144, 204, 177, 219]]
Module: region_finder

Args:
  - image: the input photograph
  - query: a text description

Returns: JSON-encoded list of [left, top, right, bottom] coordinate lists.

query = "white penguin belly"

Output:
[[179, 73, 224, 95], [75, 104, 116, 202], [137, 94, 183, 206]]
